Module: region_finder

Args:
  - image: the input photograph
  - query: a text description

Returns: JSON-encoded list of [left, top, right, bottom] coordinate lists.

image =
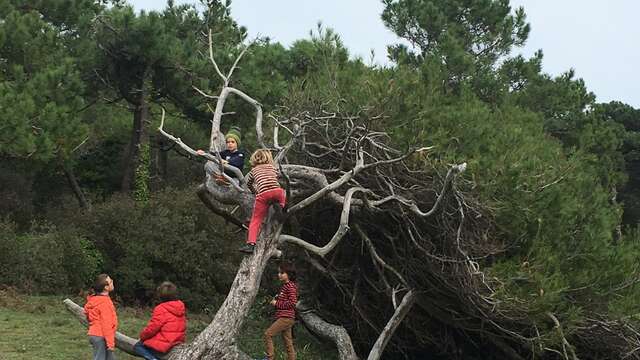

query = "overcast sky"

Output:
[[129, 0, 640, 108]]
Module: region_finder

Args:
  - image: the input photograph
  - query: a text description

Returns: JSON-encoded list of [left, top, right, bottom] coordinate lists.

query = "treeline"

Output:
[[2, 0, 640, 358]]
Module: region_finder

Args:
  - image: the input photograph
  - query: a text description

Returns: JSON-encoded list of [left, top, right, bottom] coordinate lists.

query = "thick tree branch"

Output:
[[297, 301, 359, 360]]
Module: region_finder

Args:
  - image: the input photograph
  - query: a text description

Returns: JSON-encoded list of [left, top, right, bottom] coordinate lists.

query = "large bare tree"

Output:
[[65, 32, 640, 360]]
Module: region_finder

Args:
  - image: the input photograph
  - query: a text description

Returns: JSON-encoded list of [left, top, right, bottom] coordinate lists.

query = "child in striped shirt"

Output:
[[238, 149, 286, 254], [260, 261, 298, 360]]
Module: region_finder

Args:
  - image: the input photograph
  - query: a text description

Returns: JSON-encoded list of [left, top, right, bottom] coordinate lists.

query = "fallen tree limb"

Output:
[[297, 301, 359, 360]]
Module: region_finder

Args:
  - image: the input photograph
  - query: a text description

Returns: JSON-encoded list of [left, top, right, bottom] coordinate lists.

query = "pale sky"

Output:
[[129, 0, 640, 108]]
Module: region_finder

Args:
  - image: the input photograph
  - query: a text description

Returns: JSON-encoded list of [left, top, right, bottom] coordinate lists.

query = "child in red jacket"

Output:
[[84, 273, 118, 360], [134, 282, 187, 360], [261, 261, 298, 360]]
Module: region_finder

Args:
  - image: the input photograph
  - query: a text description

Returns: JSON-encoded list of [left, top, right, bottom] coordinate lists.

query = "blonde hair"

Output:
[[250, 149, 274, 166]]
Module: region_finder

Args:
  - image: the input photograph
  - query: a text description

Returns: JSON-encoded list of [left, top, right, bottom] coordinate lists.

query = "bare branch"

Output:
[[366, 290, 417, 360], [355, 225, 409, 288], [297, 301, 359, 360], [208, 28, 227, 84], [370, 163, 467, 216], [192, 85, 219, 100], [226, 44, 250, 81], [280, 187, 367, 257]]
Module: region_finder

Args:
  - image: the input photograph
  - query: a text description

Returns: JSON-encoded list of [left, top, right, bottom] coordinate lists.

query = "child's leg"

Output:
[[263, 318, 292, 360], [89, 336, 109, 360], [281, 319, 296, 360], [134, 341, 160, 360], [276, 188, 286, 208], [247, 193, 269, 245]]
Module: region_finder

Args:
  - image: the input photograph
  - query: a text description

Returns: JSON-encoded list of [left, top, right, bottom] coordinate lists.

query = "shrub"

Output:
[[74, 186, 243, 309], [0, 219, 101, 294]]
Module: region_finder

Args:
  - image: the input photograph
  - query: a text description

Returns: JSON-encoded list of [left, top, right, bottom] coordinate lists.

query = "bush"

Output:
[[0, 219, 101, 293], [73, 186, 243, 310]]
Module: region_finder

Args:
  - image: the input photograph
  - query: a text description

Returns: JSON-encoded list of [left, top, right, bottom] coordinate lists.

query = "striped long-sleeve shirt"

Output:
[[246, 164, 281, 194], [275, 281, 298, 319]]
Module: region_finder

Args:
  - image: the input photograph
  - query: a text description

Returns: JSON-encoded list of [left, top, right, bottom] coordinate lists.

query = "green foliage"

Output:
[[382, 0, 530, 86], [0, 1, 88, 161], [133, 143, 151, 203], [0, 219, 101, 293], [72, 187, 242, 309]]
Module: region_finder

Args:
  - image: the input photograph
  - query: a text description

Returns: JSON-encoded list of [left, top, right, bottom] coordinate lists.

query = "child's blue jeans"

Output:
[[134, 341, 163, 360]]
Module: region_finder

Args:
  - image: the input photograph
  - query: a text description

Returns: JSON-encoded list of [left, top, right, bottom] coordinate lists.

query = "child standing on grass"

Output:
[[238, 149, 286, 254], [134, 281, 186, 360], [260, 261, 298, 360], [84, 274, 118, 360]]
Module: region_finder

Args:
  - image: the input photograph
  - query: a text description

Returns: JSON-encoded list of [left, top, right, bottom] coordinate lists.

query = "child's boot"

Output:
[[238, 243, 255, 254]]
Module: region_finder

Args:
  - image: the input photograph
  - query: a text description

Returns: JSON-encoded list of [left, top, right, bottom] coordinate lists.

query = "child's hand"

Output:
[[270, 299, 277, 306], [196, 149, 205, 156], [221, 159, 229, 164]]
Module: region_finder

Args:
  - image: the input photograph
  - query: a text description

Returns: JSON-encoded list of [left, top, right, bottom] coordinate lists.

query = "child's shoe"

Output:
[[238, 243, 255, 254]]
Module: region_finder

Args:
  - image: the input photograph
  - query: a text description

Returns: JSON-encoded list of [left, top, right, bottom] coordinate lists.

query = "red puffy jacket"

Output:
[[139, 300, 187, 353]]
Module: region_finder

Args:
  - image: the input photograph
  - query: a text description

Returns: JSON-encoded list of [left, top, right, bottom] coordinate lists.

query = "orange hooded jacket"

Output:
[[84, 295, 118, 349]]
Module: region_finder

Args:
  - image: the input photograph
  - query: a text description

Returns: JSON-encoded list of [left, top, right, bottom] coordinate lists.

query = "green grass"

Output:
[[0, 290, 336, 360]]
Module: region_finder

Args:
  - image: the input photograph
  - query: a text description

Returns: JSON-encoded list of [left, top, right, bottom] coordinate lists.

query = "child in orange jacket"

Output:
[[84, 274, 118, 360]]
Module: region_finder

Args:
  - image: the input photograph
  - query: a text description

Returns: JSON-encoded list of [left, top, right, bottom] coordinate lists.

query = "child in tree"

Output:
[[260, 261, 298, 360], [84, 274, 118, 360], [238, 149, 286, 254], [134, 281, 187, 360], [196, 126, 246, 185]]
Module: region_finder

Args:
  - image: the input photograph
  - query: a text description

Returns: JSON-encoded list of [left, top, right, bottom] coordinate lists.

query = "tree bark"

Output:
[[61, 160, 91, 210], [168, 208, 283, 360], [297, 301, 359, 360], [121, 91, 149, 193]]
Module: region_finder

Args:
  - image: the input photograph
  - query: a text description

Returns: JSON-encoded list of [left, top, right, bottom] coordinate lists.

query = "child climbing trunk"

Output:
[[239, 149, 285, 254]]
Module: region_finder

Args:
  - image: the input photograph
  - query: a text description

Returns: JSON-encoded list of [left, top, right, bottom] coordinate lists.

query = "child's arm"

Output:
[[275, 283, 297, 310], [246, 169, 256, 192], [139, 307, 165, 341], [99, 304, 117, 350]]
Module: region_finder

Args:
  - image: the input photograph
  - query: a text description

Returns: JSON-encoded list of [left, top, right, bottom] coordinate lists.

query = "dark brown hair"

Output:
[[91, 274, 110, 294], [156, 281, 178, 302], [278, 261, 296, 282]]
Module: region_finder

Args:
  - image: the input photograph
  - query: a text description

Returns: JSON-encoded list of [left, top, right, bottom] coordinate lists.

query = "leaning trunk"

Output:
[[121, 91, 149, 193], [61, 160, 91, 210], [168, 206, 282, 360]]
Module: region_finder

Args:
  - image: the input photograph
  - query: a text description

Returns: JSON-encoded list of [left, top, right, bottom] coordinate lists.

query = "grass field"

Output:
[[0, 289, 336, 360]]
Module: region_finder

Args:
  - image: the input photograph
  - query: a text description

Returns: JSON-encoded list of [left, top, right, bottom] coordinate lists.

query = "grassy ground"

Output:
[[0, 290, 336, 360]]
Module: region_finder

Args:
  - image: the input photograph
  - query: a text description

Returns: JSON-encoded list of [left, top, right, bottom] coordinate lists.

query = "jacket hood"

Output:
[[85, 294, 113, 310], [159, 300, 185, 317]]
